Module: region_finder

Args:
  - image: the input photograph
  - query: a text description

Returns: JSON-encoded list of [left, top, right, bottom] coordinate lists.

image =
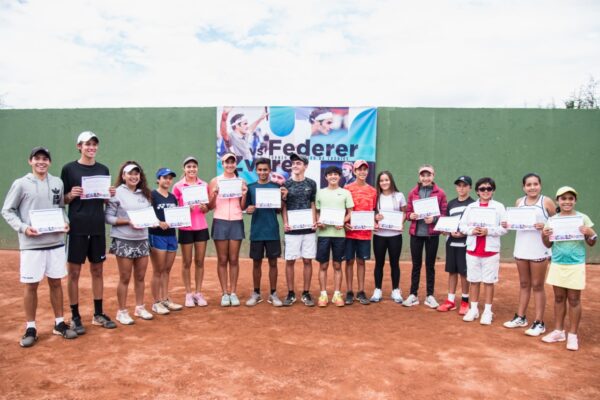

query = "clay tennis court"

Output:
[[0, 249, 598, 399]]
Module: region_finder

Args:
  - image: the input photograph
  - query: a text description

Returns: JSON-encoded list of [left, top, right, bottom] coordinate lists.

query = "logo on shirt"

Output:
[[52, 187, 61, 205]]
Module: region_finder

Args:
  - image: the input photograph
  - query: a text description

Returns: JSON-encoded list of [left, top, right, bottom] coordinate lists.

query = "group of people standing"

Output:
[[2, 131, 596, 352]]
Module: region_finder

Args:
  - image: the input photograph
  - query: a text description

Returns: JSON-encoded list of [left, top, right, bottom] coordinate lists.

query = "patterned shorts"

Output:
[[109, 238, 150, 259]]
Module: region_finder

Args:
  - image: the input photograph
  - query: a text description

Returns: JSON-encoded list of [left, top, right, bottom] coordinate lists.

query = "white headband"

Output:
[[315, 112, 333, 121]]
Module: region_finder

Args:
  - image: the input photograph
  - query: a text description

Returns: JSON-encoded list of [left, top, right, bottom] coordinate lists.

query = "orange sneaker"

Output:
[[436, 300, 456, 312], [458, 300, 470, 315], [332, 292, 345, 307], [318, 293, 329, 307]]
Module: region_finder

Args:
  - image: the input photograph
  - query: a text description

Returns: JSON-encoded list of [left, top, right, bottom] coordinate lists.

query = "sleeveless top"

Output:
[[213, 175, 243, 221], [513, 195, 551, 260]]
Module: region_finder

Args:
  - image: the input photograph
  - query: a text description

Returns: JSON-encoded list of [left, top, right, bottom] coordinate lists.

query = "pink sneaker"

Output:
[[193, 292, 208, 307], [185, 293, 195, 308], [566, 333, 579, 351], [541, 329, 566, 343]]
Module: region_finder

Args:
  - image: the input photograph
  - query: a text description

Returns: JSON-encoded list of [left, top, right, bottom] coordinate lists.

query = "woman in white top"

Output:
[[502, 173, 555, 336], [371, 171, 407, 303]]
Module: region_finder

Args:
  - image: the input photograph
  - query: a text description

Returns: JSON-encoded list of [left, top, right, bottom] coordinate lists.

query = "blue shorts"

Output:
[[149, 234, 178, 252], [316, 237, 346, 263], [345, 238, 371, 261]]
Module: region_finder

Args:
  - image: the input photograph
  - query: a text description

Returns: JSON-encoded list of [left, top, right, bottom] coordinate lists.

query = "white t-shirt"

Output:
[[374, 192, 407, 237]]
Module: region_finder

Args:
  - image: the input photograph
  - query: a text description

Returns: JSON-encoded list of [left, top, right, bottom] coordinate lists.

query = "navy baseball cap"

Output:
[[156, 168, 176, 179], [454, 176, 472, 186]]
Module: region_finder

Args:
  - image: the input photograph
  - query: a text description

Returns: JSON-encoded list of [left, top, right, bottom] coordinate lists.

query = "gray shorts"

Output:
[[211, 219, 245, 241], [109, 238, 150, 258]]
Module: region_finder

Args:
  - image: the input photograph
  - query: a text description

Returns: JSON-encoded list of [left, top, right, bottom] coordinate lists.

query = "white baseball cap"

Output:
[[77, 131, 99, 144]]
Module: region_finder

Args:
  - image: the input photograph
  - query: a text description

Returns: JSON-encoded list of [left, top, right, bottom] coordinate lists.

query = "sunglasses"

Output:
[[477, 187, 494, 192]]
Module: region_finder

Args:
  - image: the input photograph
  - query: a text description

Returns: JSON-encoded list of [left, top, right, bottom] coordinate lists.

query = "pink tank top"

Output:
[[172, 178, 209, 231], [213, 175, 243, 221]]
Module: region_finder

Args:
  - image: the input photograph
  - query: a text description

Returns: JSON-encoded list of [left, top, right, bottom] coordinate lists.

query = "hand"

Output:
[[25, 226, 39, 236], [424, 216, 434, 224], [344, 223, 352, 230], [580, 226, 594, 236], [317, 222, 324, 229], [280, 187, 288, 200], [409, 213, 418, 220], [223, 106, 233, 114], [246, 205, 256, 214], [311, 222, 317, 231], [199, 204, 209, 213], [335, 225, 344, 230], [478, 227, 488, 236], [63, 223, 70, 233], [241, 182, 248, 196], [450, 232, 463, 238], [284, 223, 291, 232], [542, 227, 553, 237], [70, 186, 83, 198], [109, 186, 116, 197], [534, 222, 545, 231], [159, 221, 169, 230], [500, 221, 508, 229], [375, 213, 383, 221]]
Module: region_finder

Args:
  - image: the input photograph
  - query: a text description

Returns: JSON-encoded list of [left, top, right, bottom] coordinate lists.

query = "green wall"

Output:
[[1, 108, 599, 262]]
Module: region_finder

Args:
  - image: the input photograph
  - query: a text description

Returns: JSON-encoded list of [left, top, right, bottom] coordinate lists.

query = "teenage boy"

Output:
[[61, 131, 117, 333], [149, 168, 183, 314], [245, 158, 284, 307], [459, 177, 507, 325], [2, 147, 78, 347], [344, 160, 377, 305], [281, 153, 318, 307], [437, 176, 475, 315], [316, 166, 354, 307]]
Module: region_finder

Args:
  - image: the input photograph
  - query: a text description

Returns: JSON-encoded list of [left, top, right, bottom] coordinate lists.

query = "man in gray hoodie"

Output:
[[2, 147, 78, 347]]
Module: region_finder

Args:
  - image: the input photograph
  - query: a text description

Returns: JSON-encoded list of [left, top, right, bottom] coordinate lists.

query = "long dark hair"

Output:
[[115, 160, 152, 202], [376, 171, 400, 212]]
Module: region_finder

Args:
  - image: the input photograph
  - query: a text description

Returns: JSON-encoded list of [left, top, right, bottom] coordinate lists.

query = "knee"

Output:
[[229, 256, 239, 266], [120, 274, 131, 285], [319, 264, 328, 271], [25, 283, 39, 292], [217, 256, 228, 267], [90, 266, 103, 278], [531, 282, 544, 292], [519, 280, 531, 290], [47, 279, 62, 289], [567, 295, 580, 307], [68, 269, 80, 280], [194, 258, 204, 269], [554, 293, 566, 304]]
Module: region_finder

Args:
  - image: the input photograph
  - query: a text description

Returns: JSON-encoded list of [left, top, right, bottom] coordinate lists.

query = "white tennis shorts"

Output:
[[466, 253, 500, 284], [284, 233, 317, 260], [20, 247, 67, 283]]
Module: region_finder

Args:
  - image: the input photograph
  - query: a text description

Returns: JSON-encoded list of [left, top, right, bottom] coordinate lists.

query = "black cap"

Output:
[[290, 152, 309, 165], [454, 175, 472, 186], [30, 146, 51, 161], [324, 165, 342, 176]]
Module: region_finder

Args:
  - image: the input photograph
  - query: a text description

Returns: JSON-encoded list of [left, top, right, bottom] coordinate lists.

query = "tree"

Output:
[[564, 76, 599, 109]]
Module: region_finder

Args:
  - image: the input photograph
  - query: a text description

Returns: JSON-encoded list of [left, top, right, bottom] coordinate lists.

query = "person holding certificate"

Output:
[[403, 164, 447, 309], [149, 168, 183, 315], [172, 156, 211, 308], [458, 177, 507, 325], [105, 162, 155, 324], [502, 173, 556, 336], [541, 187, 596, 351], [315, 166, 354, 307], [244, 158, 284, 307], [2, 147, 78, 347], [61, 131, 117, 334], [344, 160, 377, 306], [208, 152, 248, 307]]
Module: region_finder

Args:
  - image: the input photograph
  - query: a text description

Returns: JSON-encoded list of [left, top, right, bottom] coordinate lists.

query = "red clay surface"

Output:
[[0, 249, 598, 399]]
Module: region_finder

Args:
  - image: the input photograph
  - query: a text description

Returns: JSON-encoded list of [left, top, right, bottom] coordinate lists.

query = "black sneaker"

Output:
[[20, 327, 38, 348], [283, 293, 297, 307], [53, 321, 78, 339], [92, 313, 117, 329], [357, 291, 370, 305], [345, 291, 355, 305], [70, 316, 86, 335], [301, 293, 315, 307]]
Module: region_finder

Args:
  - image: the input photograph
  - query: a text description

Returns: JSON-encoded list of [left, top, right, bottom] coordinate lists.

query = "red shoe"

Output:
[[437, 300, 456, 312], [458, 300, 469, 315]]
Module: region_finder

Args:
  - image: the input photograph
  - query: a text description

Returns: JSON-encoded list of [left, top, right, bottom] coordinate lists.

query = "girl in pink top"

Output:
[[172, 156, 210, 307], [208, 152, 248, 307]]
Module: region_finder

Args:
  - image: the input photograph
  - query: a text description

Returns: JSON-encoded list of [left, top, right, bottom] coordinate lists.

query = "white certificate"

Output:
[[287, 209, 314, 230], [434, 216, 461, 233], [127, 207, 159, 229], [351, 211, 375, 230], [379, 211, 404, 231], [164, 206, 192, 228], [182, 184, 209, 205], [29, 208, 65, 234], [319, 207, 346, 226], [256, 188, 281, 209], [218, 178, 243, 199], [549, 216, 585, 242], [81, 175, 111, 199], [505, 207, 537, 230], [467, 207, 497, 228], [413, 197, 441, 219]]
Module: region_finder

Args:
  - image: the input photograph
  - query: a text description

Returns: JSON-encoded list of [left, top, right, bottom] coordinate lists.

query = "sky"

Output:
[[0, 0, 598, 109]]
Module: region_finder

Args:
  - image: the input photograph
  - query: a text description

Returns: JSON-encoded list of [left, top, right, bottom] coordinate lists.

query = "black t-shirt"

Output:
[[283, 177, 317, 235], [149, 190, 177, 236], [61, 160, 110, 236], [447, 196, 475, 246]]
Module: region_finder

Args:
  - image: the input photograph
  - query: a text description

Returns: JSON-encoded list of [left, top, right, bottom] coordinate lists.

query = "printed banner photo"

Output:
[[216, 107, 377, 188]]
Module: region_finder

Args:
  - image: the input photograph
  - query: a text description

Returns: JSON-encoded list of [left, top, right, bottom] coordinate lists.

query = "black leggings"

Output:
[[373, 234, 402, 290], [409, 235, 440, 296]]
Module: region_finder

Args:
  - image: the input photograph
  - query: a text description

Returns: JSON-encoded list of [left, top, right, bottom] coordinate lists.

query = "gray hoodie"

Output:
[[105, 184, 152, 240], [2, 173, 67, 250]]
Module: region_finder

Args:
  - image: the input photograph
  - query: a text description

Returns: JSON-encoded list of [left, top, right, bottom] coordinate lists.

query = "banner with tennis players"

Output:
[[216, 107, 377, 187]]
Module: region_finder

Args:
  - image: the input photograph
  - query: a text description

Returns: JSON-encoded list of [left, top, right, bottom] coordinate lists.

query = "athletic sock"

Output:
[[484, 303, 492, 313], [333, 290, 341, 296], [94, 299, 103, 316], [321, 291, 327, 296], [462, 294, 469, 302], [448, 293, 456, 303], [254, 288, 260, 294], [288, 290, 295, 297], [55, 317, 64, 325], [271, 289, 277, 295], [26, 321, 36, 329], [470, 301, 479, 311], [70, 304, 80, 319]]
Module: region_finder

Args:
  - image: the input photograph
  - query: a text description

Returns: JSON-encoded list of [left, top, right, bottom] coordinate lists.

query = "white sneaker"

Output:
[[424, 295, 439, 309], [268, 293, 283, 307], [134, 305, 154, 320], [152, 301, 170, 315], [229, 293, 240, 307], [525, 321, 546, 337], [480, 310, 494, 325], [370, 288, 383, 303], [162, 298, 183, 311], [463, 308, 479, 322], [391, 289, 403, 304], [566, 333, 579, 351], [402, 294, 419, 307], [116, 309, 134, 325], [503, 313, 528, 328], [221, 293, 231, 307], [245, 292, 263, 307]]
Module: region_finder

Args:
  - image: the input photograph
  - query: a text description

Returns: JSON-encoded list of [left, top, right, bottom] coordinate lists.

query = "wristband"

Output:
[[590, 234, 598, 241]]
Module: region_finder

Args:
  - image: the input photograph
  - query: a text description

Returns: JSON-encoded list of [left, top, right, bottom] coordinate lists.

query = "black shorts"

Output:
[[445, 245, 467, 276], [316, 237, 346, 263], [178, 229, 210, 245], [67, 234, 106, 264], [344, 238, 371, 261], [249, 240, 281, 260]]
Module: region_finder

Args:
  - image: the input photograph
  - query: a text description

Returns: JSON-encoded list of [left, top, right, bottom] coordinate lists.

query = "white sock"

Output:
[[334, 290, 341, 296], [55, 317, 64, 325], [26, 321, 36, 329], [448, 293, 456, 302], [470, 302, 478, 311], [462, 293, 469, 299], [484, 303, 492, 313], [321, 291, 327, 296]]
